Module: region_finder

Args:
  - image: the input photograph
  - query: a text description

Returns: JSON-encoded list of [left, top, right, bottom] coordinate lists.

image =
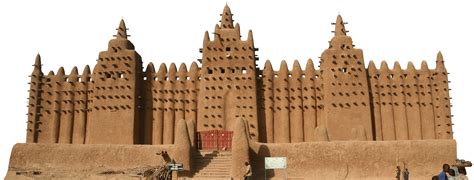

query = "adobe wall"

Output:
[[250, 140, 456, 179], [5, 143, 174, 179]]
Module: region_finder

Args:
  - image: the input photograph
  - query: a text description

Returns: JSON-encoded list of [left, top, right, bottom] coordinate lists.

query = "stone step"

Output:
[[194, 157, 232, 160], [194, 159, 232, 163], [194, 164, 232, 168], [193, 172, 231, 177], [195, 167, 231, 171], [188, 177, 232, 180]]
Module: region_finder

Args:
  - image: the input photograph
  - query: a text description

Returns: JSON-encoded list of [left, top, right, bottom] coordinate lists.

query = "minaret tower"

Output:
[[197, 4, 260, 139], [86, 19, 144, 144], [26, 54, 44, 143], [320, 15, 373, 140]]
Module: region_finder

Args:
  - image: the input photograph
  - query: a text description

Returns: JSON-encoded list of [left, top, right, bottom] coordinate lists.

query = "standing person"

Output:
[[403, 167, 410, 180], [439, 164, 451, 180], [458, 167, 468, 180], [395, 166, 401, 180], [244, 161, 252, 180]]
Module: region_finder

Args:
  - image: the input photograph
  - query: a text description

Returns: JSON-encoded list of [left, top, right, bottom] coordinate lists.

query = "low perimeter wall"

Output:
[[250, 140, 457, 180], [6, 140, 457, 179], [6, 143, 173, 180]]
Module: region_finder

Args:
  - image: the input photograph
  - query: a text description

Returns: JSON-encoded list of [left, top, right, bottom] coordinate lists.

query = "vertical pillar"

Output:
[[391, 62, 409, 140], [405, 62, 422, 140], [273, 61, 290, 143], [262, 60, 274, 143], [289, 61, 303, 142], [73, 65, 90, 144], [418, 61, 436, 139], [163, 63, 177, 144], [368, 61, 383, 141], [303, 59, 317, 142], [378, 62, 396, 140], [153, 64, 167, 144]]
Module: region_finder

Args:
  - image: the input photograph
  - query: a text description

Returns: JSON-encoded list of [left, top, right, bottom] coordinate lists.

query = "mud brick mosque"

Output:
[[7, 5, 457, 180]]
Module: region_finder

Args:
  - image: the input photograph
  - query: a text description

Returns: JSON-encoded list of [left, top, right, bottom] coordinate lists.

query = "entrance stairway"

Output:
[[189, 150, 232, 180]]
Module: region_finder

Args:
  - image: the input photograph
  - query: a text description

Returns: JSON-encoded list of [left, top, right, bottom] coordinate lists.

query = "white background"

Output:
[[0, 0, 472, 177]]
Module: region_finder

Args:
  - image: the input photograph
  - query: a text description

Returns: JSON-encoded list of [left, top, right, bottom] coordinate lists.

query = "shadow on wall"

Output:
[[250, 143, 274, 178]]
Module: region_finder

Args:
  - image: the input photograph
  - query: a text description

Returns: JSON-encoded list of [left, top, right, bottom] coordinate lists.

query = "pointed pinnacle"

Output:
[[220, 4, 234, 28], [116, 19, 128, 39], [368, 60, 377, 73], [334, 15, 347, 36], [35, 54, 41, 67], [264, 60, 274, 74], [436, 51, 446, 71]]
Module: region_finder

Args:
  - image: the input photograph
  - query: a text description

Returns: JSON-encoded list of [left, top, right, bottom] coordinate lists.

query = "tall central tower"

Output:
[[86, 20, 144, 144], [320, 15, 373, 140], [197, 5, 259, 139]]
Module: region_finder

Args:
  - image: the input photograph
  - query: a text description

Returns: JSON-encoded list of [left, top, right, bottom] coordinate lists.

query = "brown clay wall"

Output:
[[367, 57, 452, 141], [250, 140, 456, 179], [6, 143, 173, 179]]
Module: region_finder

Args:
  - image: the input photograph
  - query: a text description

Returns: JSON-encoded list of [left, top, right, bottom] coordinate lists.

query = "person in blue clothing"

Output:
[[439, 164, 451, 180]]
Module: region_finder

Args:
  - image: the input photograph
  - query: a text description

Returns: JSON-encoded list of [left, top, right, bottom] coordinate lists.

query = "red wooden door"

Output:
[[197, 130, 232, 151]]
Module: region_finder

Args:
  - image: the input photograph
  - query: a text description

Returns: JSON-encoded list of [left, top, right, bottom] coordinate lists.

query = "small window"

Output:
[[208, 68, 213, 74], [342, 68, 347, 73], [226, 47, 231, 51], [242, 68, 247, 74]]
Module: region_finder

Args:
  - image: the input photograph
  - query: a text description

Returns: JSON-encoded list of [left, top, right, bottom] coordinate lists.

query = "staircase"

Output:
[[189, 150, 232, 179]]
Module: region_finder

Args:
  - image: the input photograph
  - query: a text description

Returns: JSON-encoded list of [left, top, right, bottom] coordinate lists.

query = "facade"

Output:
[[25, 5, 453, 145], [11, 5, 457, 179]]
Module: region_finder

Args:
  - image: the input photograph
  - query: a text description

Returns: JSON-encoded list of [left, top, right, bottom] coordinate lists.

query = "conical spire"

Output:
[[247, 30, 254, 43], [420, 61, 430, 73], [34, 54, 41, 69], [435, 51, 446, 71], [279, 60, 289, 76], [292, 60, 303, 77], [380, 61, 391, 76], [116, 19, 128, 39], [178, 63, 188, 80], [145, 62, 156, 78], [305, 59, 316, 75], [189, 62, 199, 80], [203, 31, 210, 45], [263, 60, 273, 75], [367, 60, 377, 74], [407, 62, 416, 73], [57, 67, 65, 76], [156, 63, 168, 81], [220, 4, 234, 29], [32, 54, 42, 75], [81, 65, 91, 82], [69, 66, 79, 82], [168, 63, 177, 81], [393, 61, 403, 77], [334, 15, 347, 36]]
